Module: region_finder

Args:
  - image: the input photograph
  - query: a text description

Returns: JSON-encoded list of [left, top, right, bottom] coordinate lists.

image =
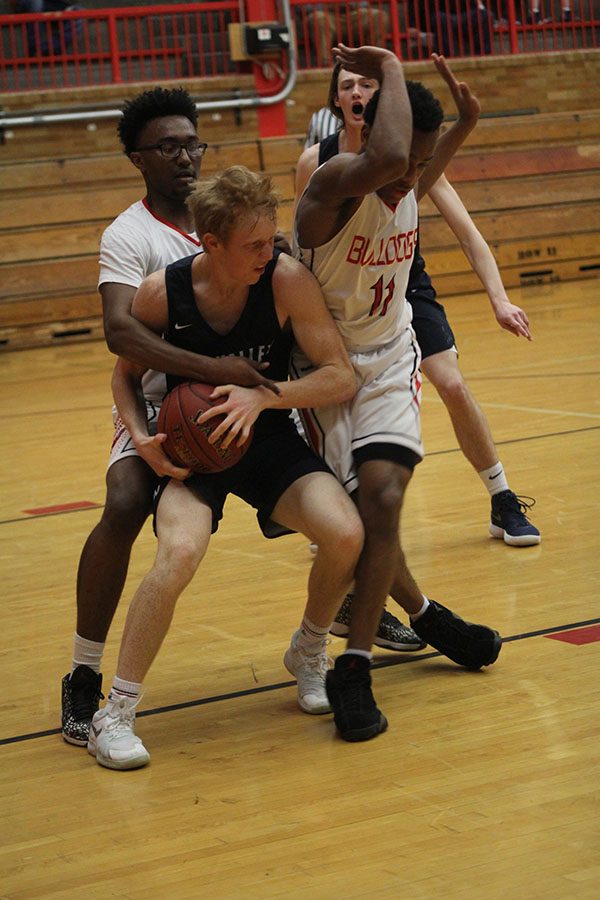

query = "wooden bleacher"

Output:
[[418, 121, 600, 296], [1, 54, 599, 350], [0, 136, 301, 349]]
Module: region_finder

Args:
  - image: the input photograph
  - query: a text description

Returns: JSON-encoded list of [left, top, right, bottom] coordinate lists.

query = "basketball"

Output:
[[157, 381, 253, 473]]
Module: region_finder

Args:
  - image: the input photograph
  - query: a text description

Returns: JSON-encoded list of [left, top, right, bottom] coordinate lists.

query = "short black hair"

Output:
[[117, 87, 198, 155], [363, 81, 444, 133]]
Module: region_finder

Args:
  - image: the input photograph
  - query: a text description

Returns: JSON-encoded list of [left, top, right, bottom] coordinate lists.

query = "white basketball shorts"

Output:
[[107, 399, 160, 471], [292, 326, 423, 494]]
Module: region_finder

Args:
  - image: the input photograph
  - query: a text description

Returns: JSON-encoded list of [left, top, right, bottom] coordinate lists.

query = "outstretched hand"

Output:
[[495, 301, 533, 340], [332, 43, 398, 81], [432, 53, 481, 125]]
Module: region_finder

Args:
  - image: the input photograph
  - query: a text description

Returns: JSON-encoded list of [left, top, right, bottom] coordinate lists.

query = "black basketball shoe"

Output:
[[326, 654, 388, 742], [411, 601, 502, 670], [61, 665, 104, 746]]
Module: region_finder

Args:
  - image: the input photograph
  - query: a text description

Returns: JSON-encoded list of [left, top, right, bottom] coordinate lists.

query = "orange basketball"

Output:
[[157, 381, 253, 473]]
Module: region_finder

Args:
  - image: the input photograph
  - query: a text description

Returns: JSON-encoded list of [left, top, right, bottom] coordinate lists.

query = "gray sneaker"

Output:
[[330, 594, 427, 652]]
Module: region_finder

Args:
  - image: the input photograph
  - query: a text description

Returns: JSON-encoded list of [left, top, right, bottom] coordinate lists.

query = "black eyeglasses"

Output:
[[135, 139, 208, 160]]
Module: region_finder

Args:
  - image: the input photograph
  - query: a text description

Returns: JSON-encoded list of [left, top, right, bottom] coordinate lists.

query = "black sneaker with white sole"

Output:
[[61, 665, 104, 746], [330, 593, 426, 651]]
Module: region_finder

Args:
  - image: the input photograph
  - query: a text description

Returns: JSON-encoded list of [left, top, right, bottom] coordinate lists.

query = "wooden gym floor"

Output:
[[1, 278, 599, 899]]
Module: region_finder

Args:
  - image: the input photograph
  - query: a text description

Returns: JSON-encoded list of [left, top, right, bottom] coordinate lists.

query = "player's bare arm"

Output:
[[199, 255, 356, 448], [328, 45, 411, 196], [274, 254, 356, 408], [101, 280, 280, 393], [292, 143, 321, 217], [416, 54, 481, 200], [109, 273, 191, 478], [296, 46, 412, 248], [111, 356, 191, 480], [429, 176, 532, 339]]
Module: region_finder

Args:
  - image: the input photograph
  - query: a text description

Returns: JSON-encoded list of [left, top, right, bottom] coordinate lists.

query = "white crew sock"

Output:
[[410, 596, 430, 622], [297, 615, 329, 650], [478, 461, 509, 497], [109, 676, 142, 703], [342, 648, 373, 661], [71, 633, 104, 675]]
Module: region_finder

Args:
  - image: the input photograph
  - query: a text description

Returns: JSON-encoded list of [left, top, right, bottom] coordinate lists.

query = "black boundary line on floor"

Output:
[[426, 423, 599, 456], [460, 372, 600, 382], [2, 616, 599, 748], [2, 424, 599, 527]]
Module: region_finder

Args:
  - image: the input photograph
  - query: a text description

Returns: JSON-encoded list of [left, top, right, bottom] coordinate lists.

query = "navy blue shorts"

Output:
[[409, 293, 457, 360], [153, 415, 333, 538]]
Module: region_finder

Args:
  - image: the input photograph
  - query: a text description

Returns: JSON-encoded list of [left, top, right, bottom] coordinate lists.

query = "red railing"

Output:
[[292, 0, 599, 67], [0, 1, 598, 93], [0, 2, 243, 92]]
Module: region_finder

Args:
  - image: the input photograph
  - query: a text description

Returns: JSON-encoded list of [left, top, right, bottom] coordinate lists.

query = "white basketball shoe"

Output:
[[88, 695, 150, 770], [284, 629, 332, 714]]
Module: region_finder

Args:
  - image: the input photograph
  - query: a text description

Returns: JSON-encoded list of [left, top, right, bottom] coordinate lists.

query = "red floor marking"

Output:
[[546, 625, 600, 646], [23, 501, 101, 516]]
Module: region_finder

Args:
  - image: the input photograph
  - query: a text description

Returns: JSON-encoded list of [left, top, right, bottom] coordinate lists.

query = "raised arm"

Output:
[[429, 175, 532, 339], [417, 54, 481, 200], [320, 44, 411, 199], [296, 45, 412, 247]]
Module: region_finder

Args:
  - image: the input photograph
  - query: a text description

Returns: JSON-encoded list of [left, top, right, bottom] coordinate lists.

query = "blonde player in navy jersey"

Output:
[[293, 44, 502, 742], [88, 167, 365, 768]]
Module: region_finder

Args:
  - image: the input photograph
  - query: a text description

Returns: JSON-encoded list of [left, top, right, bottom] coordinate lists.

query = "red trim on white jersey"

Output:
[[141, 197, 201, 246]]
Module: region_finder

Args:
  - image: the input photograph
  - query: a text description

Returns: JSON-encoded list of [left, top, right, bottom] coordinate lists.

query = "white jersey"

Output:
[[297, 189, 418, 353], [99, 198, 201, 404]]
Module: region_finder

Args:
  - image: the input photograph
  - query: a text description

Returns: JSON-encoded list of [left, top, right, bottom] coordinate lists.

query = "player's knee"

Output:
[[315, 512, 363, 564], [335, 515, 364, 563], [360, 481, 405, 534], [157, 535, 204, 585], [103, 480, 153, 529], [435, 369, 470, 408]]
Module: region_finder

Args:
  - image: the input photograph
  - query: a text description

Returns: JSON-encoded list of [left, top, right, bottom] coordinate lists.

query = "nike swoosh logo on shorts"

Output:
[[174, 323, 192, 330]]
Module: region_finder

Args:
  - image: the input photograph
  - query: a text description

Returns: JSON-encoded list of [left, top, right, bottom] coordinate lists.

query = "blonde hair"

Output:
[[186, 165, 278, 244]]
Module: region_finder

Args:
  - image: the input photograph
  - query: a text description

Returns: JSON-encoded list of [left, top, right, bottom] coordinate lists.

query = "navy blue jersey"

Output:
[[163, 249, 293, 435], [317, 132, 339, 167]]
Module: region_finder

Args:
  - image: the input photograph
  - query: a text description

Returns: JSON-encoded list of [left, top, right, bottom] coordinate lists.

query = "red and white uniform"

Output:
[[294, 190, 423, 493], [98, 198, 201, 468]]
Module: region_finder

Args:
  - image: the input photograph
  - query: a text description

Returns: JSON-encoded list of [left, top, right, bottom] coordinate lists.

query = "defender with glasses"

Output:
[[135, 137, 208, 159], [60, 87, 280, 748]]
